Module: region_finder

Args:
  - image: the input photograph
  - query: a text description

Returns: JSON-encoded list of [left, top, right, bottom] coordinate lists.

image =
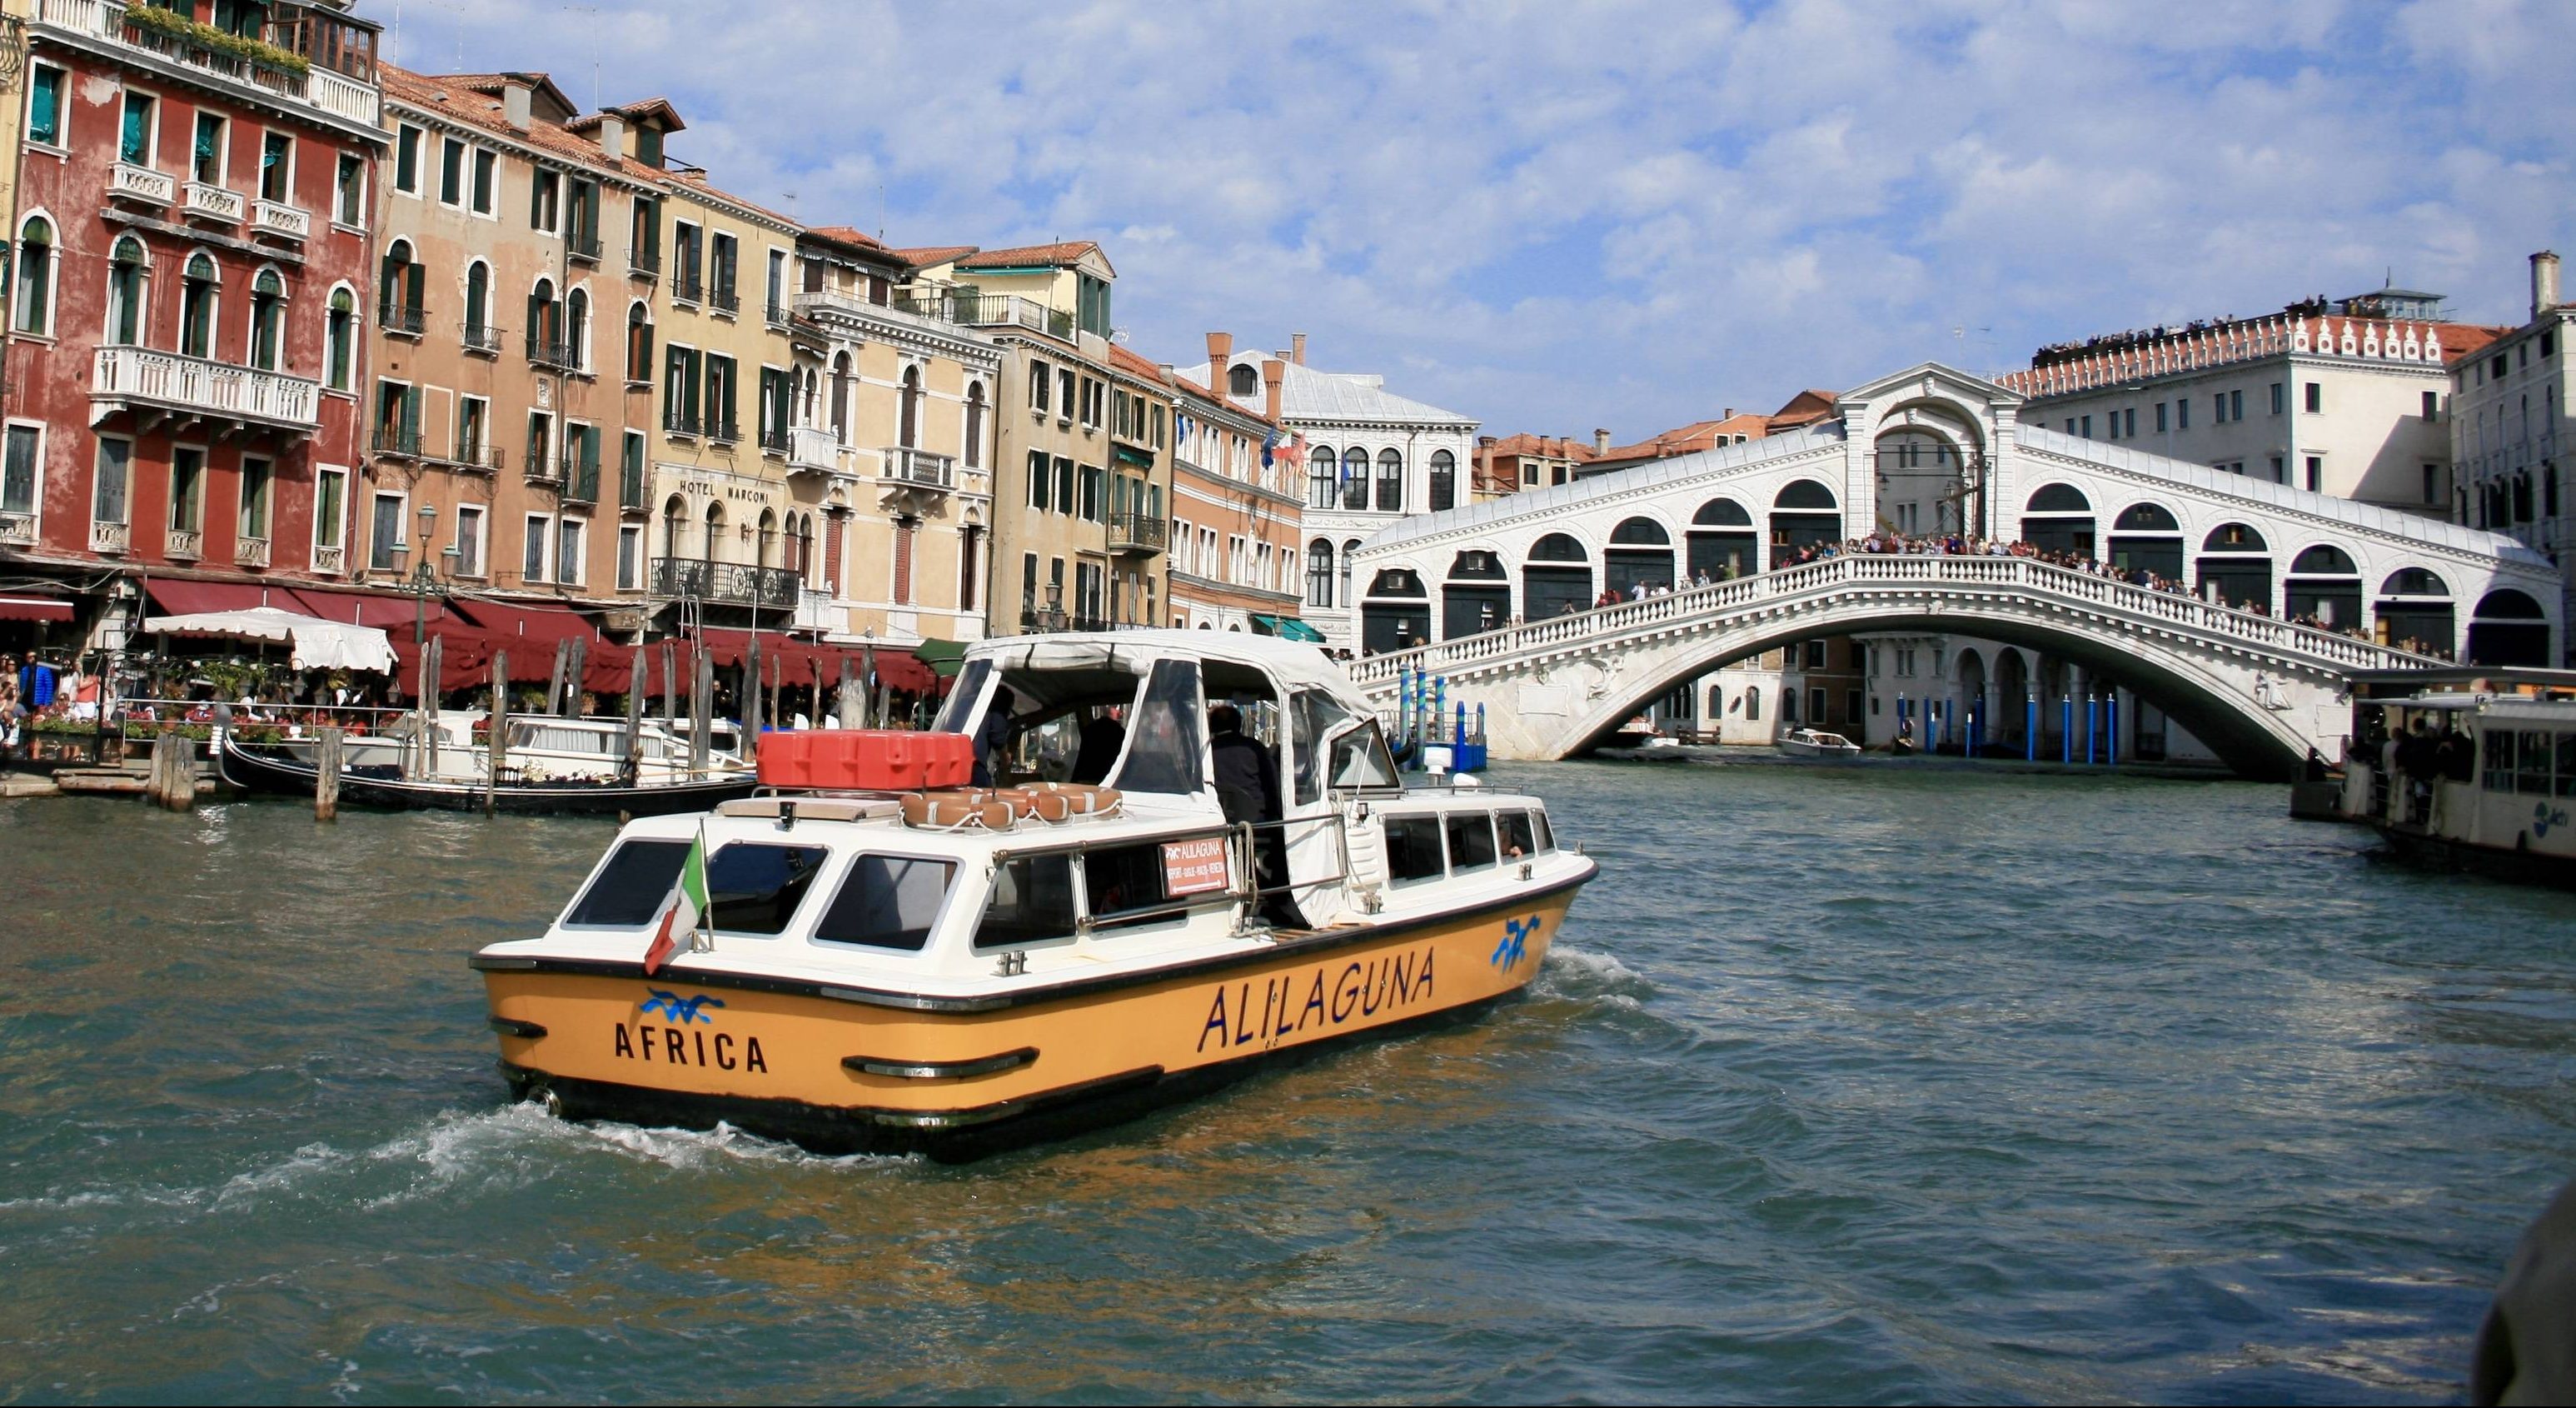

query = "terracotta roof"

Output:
[[802, 224, 888, 252], [2434, 323, 2517, 360], [890, 245, 978, 270], [954, 241, 1104, 271], [1479, 432, 1599, 462]]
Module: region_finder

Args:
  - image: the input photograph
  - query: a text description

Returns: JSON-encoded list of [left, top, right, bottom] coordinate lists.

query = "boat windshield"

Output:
[[934, 659, 991, 734], [1326, 718, 1401, 791], [563, 839, 690, 926], [1107, 659, 1206, 795]]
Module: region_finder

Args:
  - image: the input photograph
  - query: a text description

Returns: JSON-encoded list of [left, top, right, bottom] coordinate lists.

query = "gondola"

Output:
[[214, 730, 759, 817]]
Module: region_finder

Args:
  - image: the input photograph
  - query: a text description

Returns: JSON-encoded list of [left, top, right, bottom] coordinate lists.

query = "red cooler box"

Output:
[[758, 730, 975, 791]]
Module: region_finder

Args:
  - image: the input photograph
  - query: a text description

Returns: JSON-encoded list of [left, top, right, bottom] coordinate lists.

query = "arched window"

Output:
[[1693, 498, 1752, 526], [2290, 544, 2359, 576], [1428, 449, 1456, 512], [324, 287, 355, 390], [1375, 447, 1403, 512], [1610, 517, 1670, 545], [247, 267, 286, 371], [1340, 537, 1362, 605], [703, 502, 728, 562], [2380, 568, 2449, 597], [756, 508, 778, 567], [1228, 364, 1258, 397], [2112, 502, 2180, 532], [526, 277, 559, 361], [1338, 447, 1369, 509], [1744, 687, 1761, 722], [660, 495, 687, 560], [2468, 589, 2550, 666], [1306, 537, 1335, 607], [964, 381, 985, 468], [107, 236, 148, 347], [625, 302, 652, 382], [1530, 532, 1587, 562], [1368, 568, 1427, 598], [830, 352, 853, 442], [1447, 549, 1507, 580], [1308, 444, 1337, 508], [1687, 497, 1757, 580], [378, 239, 421, 322], [564, 287, 590, 369], [464, 261, 491, 343], [2204, 522, 2266, 552], [899, 365, 923, 447], [797, 513, 817, 583], [1774, 479, 1838, 510], [12, 216, 52, 335], [179, 251, 217, 359], [2025, 482, 2091, 512], [2285, 544, 2363, 627]]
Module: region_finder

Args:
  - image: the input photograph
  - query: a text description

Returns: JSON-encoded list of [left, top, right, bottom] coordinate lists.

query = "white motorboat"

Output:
[[1778, 728, 1862, 757]]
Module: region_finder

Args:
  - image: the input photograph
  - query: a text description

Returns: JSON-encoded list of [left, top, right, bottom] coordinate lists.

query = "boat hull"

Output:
[[2373, 825, 2576, 891], [477, 871, 1592, 1159], [217, 734, 757, 817]]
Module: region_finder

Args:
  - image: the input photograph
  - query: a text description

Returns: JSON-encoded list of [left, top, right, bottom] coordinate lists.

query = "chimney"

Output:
[[1205, 331, 1233, 392], [1592, 428, 1610, 455], [501, 80, 532, 131], [1722, 407, 1736, 420], [1291, 332, 1308, 366], [596, 112, 627, 162], [2533, 251, 2561, 320], [1262, 358, 1286, 423]]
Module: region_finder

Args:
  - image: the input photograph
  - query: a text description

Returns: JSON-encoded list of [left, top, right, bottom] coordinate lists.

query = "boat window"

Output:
[[705, 843, 833, 936], [935, 658, 992, 734], [1290, 688, 1356, 806], [2483, 730, 2516, 792], [1384, 816, 1446, 886], [511, 721, 613, 754], [1529, 807, 1555, 853], [1446, 813, 1498, 872], [2559, 732, 2576, 799], [1328, 719, 1401, 790], [976, 852, 1076, 949], [562, 839, 690, 926], [1083, 841, 1195, 931], [812, 855, 955, 951], [2519, 731, 2554, 795], [1110, 659, 1206, 795], [1497, 810, 1538, 859]]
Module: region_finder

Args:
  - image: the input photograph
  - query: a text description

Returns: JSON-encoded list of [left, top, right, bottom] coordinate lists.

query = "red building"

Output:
[[1, 0, 385, 630]]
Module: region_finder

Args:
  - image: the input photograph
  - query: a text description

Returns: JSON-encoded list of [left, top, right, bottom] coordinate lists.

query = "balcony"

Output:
[[758, 427, 790, 457], [671, 273, 703, 305], [764, 299, 793, 329], [249, 197, 308, 241], [166, 527, 202, 560], [628, 248, 660, 281], [567, 231, 603, 264], [880, 446, 955, 488], [182, 180, 244, 224], [312, 543, 345, 575], [236, 535, 270, 567], [93, 346, 320, 435], [707, 419, 741, 446], [380, 302, 425, 338], [371, 427, 421, 458], [650, 557, 801, 609], [90, 520, 127, 554], [438, 441, 503, 474], [559, 458, 599, 504], [525, 458, 565, 490], [108, 162, 174, 206], [32, 0, 384, 132], [528, 341, 580, 372], [954, 292, 1076, 342], [1107, 511, 1167, 556], [787, 425, 844, 477], [710, 288, 740, 317], [461, 322, 501, 356], [0, 512, 36, 547], [662, 410, 700, 438]]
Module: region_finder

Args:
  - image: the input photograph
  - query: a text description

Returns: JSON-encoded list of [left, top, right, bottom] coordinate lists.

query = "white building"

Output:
[[1997, 294, 2509, 519], [1177, 336, 1477, 654], [2448, 252, 2573, 666]]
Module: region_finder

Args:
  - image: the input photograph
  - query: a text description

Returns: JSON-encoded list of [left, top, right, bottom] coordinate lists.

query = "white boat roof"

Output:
[[964, 630, 1370, 703]]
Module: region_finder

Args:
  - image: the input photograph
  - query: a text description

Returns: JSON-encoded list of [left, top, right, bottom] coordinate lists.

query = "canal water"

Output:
[[2, 761, 2572, 1404]]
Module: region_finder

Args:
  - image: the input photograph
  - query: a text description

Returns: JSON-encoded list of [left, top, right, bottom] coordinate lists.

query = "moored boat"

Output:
[[1778, 727, 1861, 757], [471, 632, 1597, 1158], [216, 711, 755, 816], [2339, 668, 2576, 888]]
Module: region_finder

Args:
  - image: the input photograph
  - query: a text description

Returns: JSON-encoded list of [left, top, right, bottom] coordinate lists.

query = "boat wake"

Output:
[[1533, 945, 1655, 1010], [0, 1103, 910, 1226]]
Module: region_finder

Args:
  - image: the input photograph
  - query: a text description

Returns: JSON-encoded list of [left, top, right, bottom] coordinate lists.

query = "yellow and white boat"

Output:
[[471, 632, 1597, 1159]]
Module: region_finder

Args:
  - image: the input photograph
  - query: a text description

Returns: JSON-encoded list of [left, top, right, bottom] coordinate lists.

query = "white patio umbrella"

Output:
[[142, 607, 399, 674]]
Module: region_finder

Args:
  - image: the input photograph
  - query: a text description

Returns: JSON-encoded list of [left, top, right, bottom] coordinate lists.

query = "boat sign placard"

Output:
[[1161, 836, 1230, 896]]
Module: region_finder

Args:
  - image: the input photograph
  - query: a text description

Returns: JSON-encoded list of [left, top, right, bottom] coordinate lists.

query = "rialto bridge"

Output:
[[1342, 363, 2564, 775]]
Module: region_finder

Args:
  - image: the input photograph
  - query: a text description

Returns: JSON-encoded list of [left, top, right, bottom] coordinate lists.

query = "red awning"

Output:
[[285, 584, 461, 631], [450, 599, 603, 643], [145, 580, 296, 616], [0, 595, 74, 622]]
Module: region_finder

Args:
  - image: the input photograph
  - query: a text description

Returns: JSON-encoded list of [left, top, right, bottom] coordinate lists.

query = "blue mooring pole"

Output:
[[1454, 701, 1466, 747], [2085, 697, 2100, 765], [2025, 696, 2038, 761], [2106, 692, 2120, 768], [2061, 697, 2073, 765]]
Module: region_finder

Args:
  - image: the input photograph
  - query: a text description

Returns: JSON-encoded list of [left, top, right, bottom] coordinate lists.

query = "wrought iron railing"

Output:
[[650, 557, 802, 608], [379, 301, 425, 337], [1108, 512, 1167, 554]]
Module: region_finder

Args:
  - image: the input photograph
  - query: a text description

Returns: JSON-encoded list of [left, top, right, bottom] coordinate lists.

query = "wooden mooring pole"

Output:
[[486, 651, 508, 817], [314, 726, 343, 821]]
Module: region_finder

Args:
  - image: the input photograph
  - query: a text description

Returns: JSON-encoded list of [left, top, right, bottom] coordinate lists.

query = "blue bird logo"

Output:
[[1491, 915, 1542, 970], [640, 990, 725, 1025], [2536, 803, 2570, 840]]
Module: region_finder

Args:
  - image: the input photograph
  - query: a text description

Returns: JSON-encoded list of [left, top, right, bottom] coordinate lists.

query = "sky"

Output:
[[394, 0, 2576, 442]]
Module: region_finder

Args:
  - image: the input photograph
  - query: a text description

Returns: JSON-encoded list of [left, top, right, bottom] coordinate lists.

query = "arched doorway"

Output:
[[2020, 482, 2095, 557], [2284, 545, 2363, 629], [1873, 427, 1965, 537], [1522, 533, 1592, 619], [2107, 502, 2184, 581], [1687, 497, 1756, 580], [1955, 647, 1987, 752], [1770, 480, 1840, 558], [1443, 548, 1510, 638], [2195, 522, 2271, 611], [1604, 517, 1674, 596], [2374, 568, 2454, 657], [1995, 649, 2029, 747], [1359, 567, 1429, 654], [2468, 589, 2550, 666]]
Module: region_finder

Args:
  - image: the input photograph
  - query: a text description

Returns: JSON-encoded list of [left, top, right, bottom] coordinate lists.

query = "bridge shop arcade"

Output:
[[1347, 364, 2564, 773]]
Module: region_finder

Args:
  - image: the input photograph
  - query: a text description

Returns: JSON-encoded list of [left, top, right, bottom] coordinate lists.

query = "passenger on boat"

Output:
[[1209, 702, 1307, 930], [1071, 707, 1125, 784], [972, 686, 1019, 786]]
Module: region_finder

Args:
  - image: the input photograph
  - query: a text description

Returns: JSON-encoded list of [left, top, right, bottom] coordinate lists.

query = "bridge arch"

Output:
[[2375, 568, 2454, 657], [1605, 516, 1677, 596], [1358, 567, 1430, 654], [1443, 548, 1511, 639], [2469, 588, 2550, 666], [2108, 500, 2185, 580], [1771, 479, 1840, 558], [2196, 522, 2272, 612], [1688, 497, 1758, 581], [2285, 544, 2364, 629], [2020, 482, 2095, 556], [1522, 532, 1592, 622]]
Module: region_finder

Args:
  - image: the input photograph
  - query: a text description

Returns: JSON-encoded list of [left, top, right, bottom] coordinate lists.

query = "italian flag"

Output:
[[643, 830, 710, 976]]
